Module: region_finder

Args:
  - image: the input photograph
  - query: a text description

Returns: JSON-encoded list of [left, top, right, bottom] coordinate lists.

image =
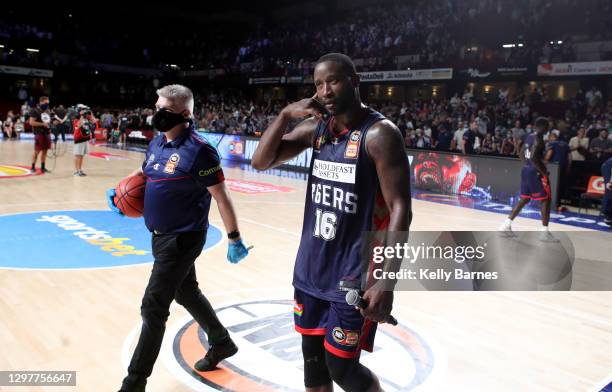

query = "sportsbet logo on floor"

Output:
[[37, 214, 149, 256]]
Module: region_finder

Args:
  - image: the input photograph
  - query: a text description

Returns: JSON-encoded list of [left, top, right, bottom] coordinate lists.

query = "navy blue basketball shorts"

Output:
[[293, 288, 377, 359], [520, 165, 551, 201]]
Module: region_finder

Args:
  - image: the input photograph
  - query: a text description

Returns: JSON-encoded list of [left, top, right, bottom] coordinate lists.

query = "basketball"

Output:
[[114, 173, 146, 217]]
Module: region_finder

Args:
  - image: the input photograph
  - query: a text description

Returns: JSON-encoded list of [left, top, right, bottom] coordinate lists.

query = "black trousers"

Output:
[[121, 230, 228, 391], [52, 125, 67, 142]]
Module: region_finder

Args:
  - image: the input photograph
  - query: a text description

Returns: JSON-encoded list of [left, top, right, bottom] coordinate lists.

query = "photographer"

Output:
[[73, 108, 96, 177]]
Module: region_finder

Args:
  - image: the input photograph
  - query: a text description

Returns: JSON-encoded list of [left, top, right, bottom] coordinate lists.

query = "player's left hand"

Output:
[[360, 289, 393, 323], [227, 239, 250, 264]]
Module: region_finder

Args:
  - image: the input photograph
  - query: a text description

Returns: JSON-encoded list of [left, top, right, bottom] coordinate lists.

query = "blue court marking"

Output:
[[0, 210, 223, 269]]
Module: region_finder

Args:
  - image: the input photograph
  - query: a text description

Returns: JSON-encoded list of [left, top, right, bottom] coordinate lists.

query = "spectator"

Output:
[[569, 126, 589, 161], [3, 111, 15, 139], [414, 128, 432, 149], [585, 86, 603, 109], [501, 134, 516, 156], [480, 133, 495, 154], [451, 121, 465, 152], [511, 120, 525, 156], [435, 125, 452, 151], [52, 105, 69, 144], [589, 129, 612, 161], [462, 120, 477, 155]]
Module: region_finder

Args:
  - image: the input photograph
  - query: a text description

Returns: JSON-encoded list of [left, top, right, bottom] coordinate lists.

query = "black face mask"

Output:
[[152, 108, 191, 132]]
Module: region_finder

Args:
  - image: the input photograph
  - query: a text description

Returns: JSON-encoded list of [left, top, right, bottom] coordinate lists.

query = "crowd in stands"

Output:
[[186, 86, 612, 165], [237, 0, 612, 75], [379, 86, 611, 163], [4, 85, 610, 167], [3, 0, 611, 75]]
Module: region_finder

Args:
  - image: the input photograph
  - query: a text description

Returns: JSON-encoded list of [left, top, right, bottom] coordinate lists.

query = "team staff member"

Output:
[[29, 96, 52, 173], [253, 53, 412, 392], [107, 85, 250, 392]]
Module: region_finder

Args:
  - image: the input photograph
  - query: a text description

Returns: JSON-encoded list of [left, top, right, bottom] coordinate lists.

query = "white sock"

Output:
[[540, 225, 549, 231], [504, 218, 513, 227]]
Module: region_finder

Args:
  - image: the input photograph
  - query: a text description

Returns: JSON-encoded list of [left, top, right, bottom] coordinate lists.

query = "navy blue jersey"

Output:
[[293, 108, 389, 302], [523, 133, 544, 168], [142, 127, 225, 233]]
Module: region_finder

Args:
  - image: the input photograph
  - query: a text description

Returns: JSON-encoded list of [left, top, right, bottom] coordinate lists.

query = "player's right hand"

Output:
[[106, 188, 123, 216], [281, 94, 330, 120]]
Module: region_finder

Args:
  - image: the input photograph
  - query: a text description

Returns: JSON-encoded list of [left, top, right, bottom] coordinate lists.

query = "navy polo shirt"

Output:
[[545, 140, 570, 169], [141, 127, 225, 233]]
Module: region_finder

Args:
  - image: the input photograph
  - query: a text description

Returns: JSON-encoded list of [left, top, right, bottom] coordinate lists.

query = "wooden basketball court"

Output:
[[1, 139, 611, 392]]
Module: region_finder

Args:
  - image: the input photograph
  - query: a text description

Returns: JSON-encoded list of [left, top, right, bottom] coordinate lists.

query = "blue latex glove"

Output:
[[227, 239, 249, 264], [106, 188, 124, 216]]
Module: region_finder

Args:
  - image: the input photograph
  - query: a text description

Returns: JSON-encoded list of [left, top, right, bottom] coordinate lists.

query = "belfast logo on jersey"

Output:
[[170, 299, 444, 391], [312, 159, 356, 184], [0, 210, 223, 269], [344, 130, 362, 159], [164, 153, 180, 174]]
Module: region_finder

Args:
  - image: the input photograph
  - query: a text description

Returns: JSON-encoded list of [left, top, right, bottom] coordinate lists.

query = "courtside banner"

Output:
[[360, 231, 612, 291], [358, 68, 453, 82], [407, 149, 561, 209], [537, 61, 612, 76], [213, 134, 313, 171]]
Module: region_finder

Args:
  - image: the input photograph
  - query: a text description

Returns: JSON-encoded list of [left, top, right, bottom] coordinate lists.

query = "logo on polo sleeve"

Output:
[[198, 165, 222, 177]]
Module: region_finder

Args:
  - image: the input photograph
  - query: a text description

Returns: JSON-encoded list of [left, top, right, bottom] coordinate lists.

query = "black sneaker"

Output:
[[41, 168, 50, 174], [194, 337, 238, 371]]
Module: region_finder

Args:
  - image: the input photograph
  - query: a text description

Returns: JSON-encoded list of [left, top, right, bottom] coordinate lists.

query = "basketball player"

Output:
[[252, 53, 412, 392], [108, 85, 250, 392], [29, 96, 52, 173], [499, 117, 558, 241]]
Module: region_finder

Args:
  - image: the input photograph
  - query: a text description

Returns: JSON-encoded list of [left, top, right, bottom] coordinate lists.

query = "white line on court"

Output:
[[497, 292, 612, 328], [0, 200, 105, 208], [238, 217, 301, 237]]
